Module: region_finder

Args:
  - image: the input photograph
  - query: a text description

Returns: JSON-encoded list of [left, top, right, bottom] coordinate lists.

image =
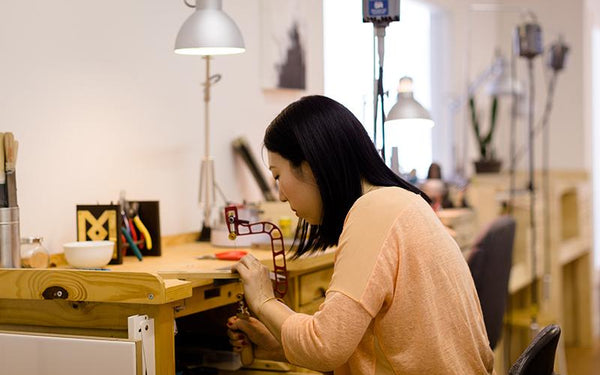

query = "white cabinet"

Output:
[[0, 331, 140, 375]]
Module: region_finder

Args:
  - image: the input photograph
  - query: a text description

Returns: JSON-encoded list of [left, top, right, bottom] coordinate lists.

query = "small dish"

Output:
[[63, 240, 114, 269]]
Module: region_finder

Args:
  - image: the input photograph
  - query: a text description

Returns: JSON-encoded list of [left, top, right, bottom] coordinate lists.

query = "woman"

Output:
[[227, 95, 494, 374]]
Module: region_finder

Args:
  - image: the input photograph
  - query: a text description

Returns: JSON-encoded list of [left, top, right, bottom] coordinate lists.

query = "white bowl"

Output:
[[63, 240, 114, 268]]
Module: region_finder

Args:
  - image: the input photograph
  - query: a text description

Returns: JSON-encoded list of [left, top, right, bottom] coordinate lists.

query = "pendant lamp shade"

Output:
[[386, 77, 434, 128], [175, 0, 245, 56]]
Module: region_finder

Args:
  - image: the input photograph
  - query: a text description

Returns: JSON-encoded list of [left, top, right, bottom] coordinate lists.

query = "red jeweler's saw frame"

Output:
[[224, 205, 288, 298]]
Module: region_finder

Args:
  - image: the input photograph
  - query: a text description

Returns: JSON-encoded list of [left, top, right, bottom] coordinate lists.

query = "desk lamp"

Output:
[[385, 77, 434, 174], [485, 53, 523, 97], [174, 0, 245, 241]]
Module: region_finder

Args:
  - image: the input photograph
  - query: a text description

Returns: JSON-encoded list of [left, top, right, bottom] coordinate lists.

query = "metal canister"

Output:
[[0, 207, 21, 268]]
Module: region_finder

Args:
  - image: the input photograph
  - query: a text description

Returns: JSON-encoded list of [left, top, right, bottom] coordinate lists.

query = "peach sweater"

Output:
[[281, 187, 494, 374]]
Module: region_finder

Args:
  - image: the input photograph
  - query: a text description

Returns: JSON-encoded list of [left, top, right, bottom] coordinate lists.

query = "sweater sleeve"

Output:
[[281, 291, 372, 372]]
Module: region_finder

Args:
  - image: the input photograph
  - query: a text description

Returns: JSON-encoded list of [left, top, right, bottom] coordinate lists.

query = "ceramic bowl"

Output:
[[63, 240, 114, 268]]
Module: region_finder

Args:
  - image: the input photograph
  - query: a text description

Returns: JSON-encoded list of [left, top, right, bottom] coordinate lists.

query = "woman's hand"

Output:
[[233, 254, 275, 315], [227, 315, 286, 362]]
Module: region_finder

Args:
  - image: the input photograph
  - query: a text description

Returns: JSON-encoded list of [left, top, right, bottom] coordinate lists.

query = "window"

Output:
[[323, 0, 435, 178]]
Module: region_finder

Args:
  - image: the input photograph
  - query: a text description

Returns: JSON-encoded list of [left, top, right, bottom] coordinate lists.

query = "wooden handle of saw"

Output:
[[240, 343, 254, 366]]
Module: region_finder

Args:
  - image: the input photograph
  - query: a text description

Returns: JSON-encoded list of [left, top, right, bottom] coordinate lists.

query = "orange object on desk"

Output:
[[197, 250, 248, 261]]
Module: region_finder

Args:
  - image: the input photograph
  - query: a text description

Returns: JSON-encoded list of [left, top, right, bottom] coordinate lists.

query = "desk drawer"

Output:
[[298, 268, 333, 307], [0, 331, 141, 375]]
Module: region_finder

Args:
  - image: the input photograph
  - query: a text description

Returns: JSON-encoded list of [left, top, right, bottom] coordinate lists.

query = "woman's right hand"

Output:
[[227, 315, 286, 362], [233, 254, 275, 315]]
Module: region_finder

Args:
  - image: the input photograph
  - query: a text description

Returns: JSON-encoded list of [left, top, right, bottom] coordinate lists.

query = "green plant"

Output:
[[469, 95, 498, 161]]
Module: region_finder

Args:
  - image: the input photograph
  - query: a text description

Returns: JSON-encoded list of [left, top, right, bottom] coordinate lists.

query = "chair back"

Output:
[[509, 324, 561, 375], [467, 215, 516, 349]]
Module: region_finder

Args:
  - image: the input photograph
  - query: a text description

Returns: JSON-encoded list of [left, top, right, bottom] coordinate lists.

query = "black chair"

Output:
[[509, 324, 562, 375], [467, 215, 516, 349]]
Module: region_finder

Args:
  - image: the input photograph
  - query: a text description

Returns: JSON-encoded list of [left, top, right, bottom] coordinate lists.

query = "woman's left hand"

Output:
[[226, 315, 286, 361], [233, 254, 275, 315]]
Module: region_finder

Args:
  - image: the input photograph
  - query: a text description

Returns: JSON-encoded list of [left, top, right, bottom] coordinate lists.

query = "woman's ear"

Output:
[[299, 161, 317, 185]]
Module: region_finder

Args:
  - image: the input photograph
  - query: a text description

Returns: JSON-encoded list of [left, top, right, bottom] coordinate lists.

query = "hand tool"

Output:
[[196, 249, 247, 261], [133, 213, 152, 250], [4, 133, 17, 207], [129, 202, 153, 250], [128, 217, 138, 243], [225, 205, 288, 298], [235, 293, 254, 366], [119, 193, 152, 252], [121, 227, 143, 261], [223, 206, 289, 368], [0, 133, 6, 207]]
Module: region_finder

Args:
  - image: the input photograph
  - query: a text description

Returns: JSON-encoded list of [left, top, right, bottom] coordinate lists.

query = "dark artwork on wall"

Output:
[[277, 22, 306, 90], [261, 0, 308, 91]]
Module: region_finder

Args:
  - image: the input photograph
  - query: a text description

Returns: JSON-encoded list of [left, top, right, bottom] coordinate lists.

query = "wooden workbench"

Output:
[[0, 240, 335, 374], [467, 170, 593, 374]]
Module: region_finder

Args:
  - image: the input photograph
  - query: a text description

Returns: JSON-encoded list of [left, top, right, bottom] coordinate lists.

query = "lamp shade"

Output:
[[485, 55, 523, 97], [487, 69, 524, 97], [386, 77, 434, 128], [175, 0, 245, 56]]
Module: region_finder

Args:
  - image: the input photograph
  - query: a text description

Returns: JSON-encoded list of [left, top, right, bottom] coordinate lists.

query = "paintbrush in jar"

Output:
[[0, 133, 6, 207], [4, 133, 17, 208]]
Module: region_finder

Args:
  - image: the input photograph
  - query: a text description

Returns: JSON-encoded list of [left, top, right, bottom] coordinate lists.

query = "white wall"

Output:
[[423, 0, 588, 176], [0, 0, 590, 257], [584, 0, 600, 272], [0, 0, 323, 254], [519, 0, 586, 172]]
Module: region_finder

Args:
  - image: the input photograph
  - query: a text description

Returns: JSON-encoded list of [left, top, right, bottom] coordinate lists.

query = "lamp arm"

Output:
[[451, 57, 503, 113]]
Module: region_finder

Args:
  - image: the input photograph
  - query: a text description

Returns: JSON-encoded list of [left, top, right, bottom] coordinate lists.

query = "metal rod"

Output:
[[204, 56, 211, 161], [199, 55, 215, 240], [527, 58, 538, 321], [542, 72, 558, 301], [372, 29, 378, 148], [379, 65, 386, 161], [508, 42, 518, 214]]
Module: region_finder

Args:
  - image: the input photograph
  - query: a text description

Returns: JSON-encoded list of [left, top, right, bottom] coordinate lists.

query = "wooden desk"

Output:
[[436, 208, 477, 255], [0, 241, 334, 374]]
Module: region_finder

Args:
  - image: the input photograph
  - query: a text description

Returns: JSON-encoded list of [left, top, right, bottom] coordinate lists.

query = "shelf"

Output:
[[559, 238, 591, 265], [509, 262, 534, 294], [469, 170, 593, 366]]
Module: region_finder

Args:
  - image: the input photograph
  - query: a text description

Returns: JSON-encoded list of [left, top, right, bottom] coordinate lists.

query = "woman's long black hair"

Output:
[[264, 95, 429, 258]]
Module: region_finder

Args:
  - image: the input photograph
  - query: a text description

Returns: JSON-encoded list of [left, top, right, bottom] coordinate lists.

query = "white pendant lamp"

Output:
[[175, 0, 245, 56], [386, 77, 434, 128]]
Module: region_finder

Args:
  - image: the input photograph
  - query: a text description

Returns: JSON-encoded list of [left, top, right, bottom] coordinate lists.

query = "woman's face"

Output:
[[267, 151, 323, 225]]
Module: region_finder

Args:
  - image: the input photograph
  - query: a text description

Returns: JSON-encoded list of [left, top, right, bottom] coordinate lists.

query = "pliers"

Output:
[[129, 202, 152, 250], [122, 226, 143, 261], [119, 193, 150, 261]]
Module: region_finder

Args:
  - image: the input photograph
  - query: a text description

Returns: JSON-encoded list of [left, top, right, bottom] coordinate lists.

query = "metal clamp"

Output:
[[128, 314, 155, 375]]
